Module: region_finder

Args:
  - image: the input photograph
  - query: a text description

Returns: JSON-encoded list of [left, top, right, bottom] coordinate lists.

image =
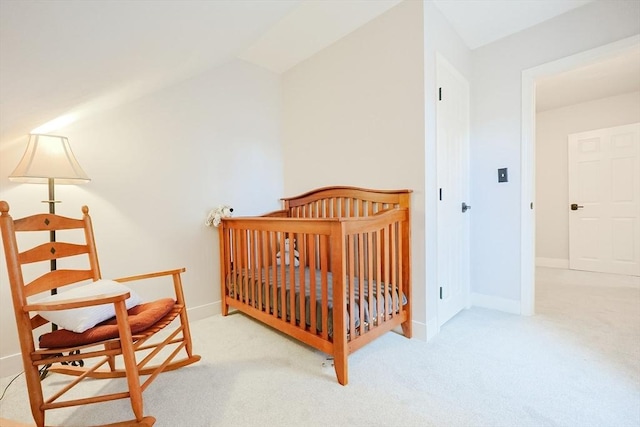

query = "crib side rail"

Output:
[[340, 208, 411, 351], [217, 208, 410, 386], [218, 217, 341, 355]]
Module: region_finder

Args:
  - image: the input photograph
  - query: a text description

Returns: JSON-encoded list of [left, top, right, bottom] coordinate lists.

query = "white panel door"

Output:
[[568, 123, 640, 276], [436, 54, 470, 326]]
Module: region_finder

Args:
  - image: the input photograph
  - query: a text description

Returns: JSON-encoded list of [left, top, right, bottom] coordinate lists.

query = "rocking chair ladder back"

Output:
[[0, 201, 200, 427]]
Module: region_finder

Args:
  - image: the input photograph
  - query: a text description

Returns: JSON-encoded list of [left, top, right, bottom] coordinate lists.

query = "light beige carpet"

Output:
[[1, 268, 638, 427]]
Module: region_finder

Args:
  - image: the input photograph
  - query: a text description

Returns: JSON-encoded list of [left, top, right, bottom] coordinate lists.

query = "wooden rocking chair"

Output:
[[0, 201, 201, 427]]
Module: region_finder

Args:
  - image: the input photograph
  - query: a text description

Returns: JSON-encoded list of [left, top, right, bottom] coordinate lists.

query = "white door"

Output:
[[568, 123, 640, 276], [436, 54, 470, 326]]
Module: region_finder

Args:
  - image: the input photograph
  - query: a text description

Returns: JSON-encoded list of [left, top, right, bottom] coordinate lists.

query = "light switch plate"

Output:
[[498, 168, 508, 183]]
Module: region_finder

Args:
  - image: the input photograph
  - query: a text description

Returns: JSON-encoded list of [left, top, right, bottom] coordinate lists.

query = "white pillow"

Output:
[[36, 279, 143, 333]]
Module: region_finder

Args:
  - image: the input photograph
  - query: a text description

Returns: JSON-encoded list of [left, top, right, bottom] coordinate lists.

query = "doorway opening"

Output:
[[521, 35, 640, 315]]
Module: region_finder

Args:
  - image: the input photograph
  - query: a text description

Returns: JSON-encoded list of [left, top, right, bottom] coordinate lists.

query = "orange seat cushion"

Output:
[[38, 298, 176, 349]]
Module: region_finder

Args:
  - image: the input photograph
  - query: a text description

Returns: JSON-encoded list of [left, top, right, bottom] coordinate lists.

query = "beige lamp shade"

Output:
[[9, 134, 90, 184]]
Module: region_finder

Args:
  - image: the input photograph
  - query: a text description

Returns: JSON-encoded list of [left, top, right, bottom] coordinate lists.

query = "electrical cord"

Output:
[[0, 366, 48, 401], [0, 371, 22, 401]]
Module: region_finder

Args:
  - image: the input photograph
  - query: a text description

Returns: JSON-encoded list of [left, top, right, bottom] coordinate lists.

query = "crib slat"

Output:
[[232, 228, 238, 302], [377, 229, 383, 324], [242, 230, 249, 304], [279, 232, 286, 320], [320, 235, 329, 341], [309, 236, 317, 334], [231, 228, 237, 303], [247, 229, 252, 304], [250, 230, 256, 308], [245, 230, 251, 305], [299, 234, 306, 331], [254, 230, 259, 308], [270, 232, 277, 317], [391, 223, 398, 318], [348, 234, 355, 339], [261, 230, 267, 311], [237, 230, 247, 301], [387, 225, 393, 321], [358, 232, 365, 336], [247, 230, 253, 304], [397, 223, 403, 318], [379, 227, 389, 322], [288, 234, 296, 326], [257, 231, 264, 311], [367, 232, 374, 330]]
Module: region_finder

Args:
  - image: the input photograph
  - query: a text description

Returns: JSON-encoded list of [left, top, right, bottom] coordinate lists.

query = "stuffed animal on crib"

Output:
[[205, 205, 233, 227], [276, 238, 300, 267]]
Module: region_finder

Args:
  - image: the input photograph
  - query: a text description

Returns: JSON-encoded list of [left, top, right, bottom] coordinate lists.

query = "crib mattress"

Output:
[[227, 266, 407, 337]]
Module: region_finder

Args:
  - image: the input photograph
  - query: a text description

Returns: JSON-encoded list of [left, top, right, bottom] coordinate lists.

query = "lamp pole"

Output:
[[47, 177, 59, 295], [9, 134, 90, 378]]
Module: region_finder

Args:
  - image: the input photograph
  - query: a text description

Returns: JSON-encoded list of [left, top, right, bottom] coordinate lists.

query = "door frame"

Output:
[[520, 35, 640, 315]]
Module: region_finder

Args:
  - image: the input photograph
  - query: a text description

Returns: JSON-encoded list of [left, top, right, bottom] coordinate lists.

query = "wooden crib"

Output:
[[218, 186, 412, 385]]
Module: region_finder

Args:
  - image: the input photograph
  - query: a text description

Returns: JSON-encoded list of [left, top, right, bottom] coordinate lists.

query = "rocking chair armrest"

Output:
[[113, 268, 186, 284], [24, 291, 130, 312]]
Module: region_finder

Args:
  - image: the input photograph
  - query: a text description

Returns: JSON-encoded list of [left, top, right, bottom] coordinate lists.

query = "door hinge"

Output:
[[438, 87, 442, 101], [439, 287, 443, 299]]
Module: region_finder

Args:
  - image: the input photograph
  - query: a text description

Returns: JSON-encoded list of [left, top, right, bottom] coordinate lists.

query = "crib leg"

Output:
[[401, 319, 412, 338], [221, 298, 229, 316], [333, 351, 348, 385]]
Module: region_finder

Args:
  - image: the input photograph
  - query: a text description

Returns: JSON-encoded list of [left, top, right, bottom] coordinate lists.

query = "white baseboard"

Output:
[[0, 302, 222, 379], [188, 301, 220, 321], [425, 318, 439, 342], [536, 257, 569, 269], [409, 319, 427, 341], [0, 353, 23, 379], [471, 292, 521, 315]]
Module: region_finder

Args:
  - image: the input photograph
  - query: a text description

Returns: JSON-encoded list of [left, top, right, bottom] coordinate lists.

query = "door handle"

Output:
[[570, 203, 584, 211], [462, 202, 471, 213]]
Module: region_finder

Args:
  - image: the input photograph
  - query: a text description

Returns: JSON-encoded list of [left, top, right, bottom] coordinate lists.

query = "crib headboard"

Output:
[[280, 186, 411, 219]]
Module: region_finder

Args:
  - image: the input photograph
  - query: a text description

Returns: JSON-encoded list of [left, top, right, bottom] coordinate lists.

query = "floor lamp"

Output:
[[8, 133, 90, 377]]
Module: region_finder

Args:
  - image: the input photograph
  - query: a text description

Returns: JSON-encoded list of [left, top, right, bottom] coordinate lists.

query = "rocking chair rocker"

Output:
[[0, 201, 201, 426]]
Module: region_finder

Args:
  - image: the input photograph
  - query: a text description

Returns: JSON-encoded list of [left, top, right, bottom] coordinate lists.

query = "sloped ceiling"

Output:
[[238, 0, 402, 74], [0, 0, 299, 142], [432, 0, 594, 50], [0, 0, 628, 144]]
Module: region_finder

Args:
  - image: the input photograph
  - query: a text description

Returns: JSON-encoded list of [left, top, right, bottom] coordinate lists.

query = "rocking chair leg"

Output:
[[173, 273, 196, 357], [24, 363, 45, 427], [181, 311, 195, 357], [115, 303, 144, 421]]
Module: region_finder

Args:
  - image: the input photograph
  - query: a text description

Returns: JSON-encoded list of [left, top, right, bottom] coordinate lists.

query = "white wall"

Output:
[[282, 0, 427, 336], [281, 0, 471, 339], [536, 91, 640, 266], [0, 59, 284, 376], [471, 0, 640, 309]]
